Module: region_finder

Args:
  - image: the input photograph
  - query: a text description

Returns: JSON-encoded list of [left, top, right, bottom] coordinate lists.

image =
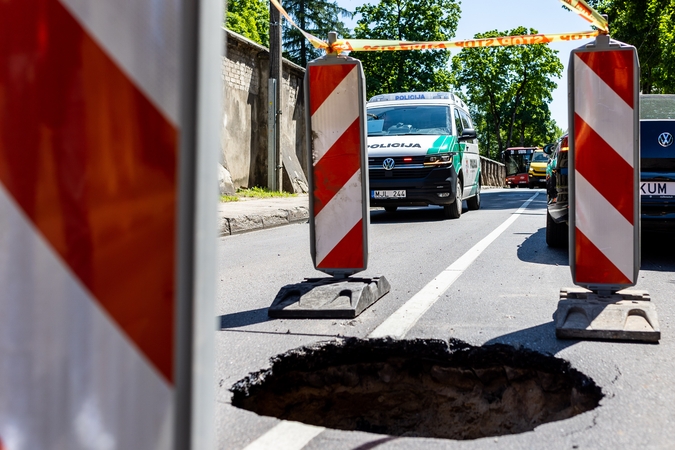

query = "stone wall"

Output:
[[221, 29, 306, 191]]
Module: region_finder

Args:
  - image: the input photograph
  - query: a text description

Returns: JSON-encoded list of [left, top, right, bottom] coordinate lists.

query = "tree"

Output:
[[587, 0, 675, 93], [352, 0, 460, 97], [281, 0, 352, 67], [225, 0, 270, 47], [451, 28, 563, 158]]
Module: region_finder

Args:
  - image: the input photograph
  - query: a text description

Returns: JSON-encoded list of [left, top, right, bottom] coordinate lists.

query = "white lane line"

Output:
[[243, 421, 324, 450], [242, 192, 539, 450], [369, 192, 540, 339]]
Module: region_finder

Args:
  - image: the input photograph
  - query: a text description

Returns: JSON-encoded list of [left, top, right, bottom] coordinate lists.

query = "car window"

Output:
[[454, 108, 464, 135], [532, 152, 548, 162], [640, 94, 675, 119], [459, 109, 472, 130]]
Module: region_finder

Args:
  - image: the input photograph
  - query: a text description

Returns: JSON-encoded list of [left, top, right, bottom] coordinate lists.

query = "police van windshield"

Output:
[[367, 105, 451, 136]]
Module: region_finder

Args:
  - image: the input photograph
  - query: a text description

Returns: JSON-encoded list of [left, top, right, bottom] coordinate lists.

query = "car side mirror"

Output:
[[543, 143, 554, 155], [458, 128, 477, 141]]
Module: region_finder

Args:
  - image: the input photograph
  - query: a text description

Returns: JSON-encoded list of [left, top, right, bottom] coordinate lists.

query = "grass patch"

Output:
[[220, 187, 297, 202]]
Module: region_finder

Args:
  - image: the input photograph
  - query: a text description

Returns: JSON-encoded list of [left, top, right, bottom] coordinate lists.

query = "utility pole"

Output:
[[268, 2, 283, 191]]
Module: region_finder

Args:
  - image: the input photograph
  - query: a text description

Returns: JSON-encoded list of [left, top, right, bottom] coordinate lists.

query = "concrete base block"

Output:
[[269, 276, 390, 318], [555, 288, 660, 342]]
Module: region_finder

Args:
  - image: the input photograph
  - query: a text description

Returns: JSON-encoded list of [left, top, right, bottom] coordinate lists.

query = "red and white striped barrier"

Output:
[[0, 0, 218, 448], [306, 56, 369, 276], [569, 36, 640, 291]]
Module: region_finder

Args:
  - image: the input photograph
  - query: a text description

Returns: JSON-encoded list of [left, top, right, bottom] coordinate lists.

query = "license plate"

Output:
[[640, 181, 675, 197], [372, 190, 406, 199]]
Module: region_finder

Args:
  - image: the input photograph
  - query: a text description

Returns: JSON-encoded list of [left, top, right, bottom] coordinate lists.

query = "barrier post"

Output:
[[0, 0, 218, 447], [269, 32, 390, 318], [555, 33, 660, 341]]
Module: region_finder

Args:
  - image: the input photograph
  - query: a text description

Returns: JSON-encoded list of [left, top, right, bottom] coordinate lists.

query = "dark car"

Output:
[[640, 94, 675, 229], [545, 94, 675, 248], [544, 134, 569, 248]]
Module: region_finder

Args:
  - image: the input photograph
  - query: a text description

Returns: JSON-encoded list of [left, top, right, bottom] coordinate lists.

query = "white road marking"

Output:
[[242, 192, 539, 449], [369, 191, 540, 339], [243, 421, 324, 450]]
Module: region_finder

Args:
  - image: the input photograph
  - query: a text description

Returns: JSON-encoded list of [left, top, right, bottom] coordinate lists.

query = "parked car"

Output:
[[640, 94, 675, 229], [545, 94, 675, 248], [544, 134, 569, 248], [527, 149, 549, 189]]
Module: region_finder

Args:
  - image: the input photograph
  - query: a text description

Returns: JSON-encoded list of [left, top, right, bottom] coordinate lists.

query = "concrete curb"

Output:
[[220, 206, 310, 236]]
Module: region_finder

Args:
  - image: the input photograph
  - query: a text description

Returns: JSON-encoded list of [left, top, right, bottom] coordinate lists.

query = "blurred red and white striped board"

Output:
[[305, 55, 369, 277], [569, 36, 640, 292], [0, 0, 220, 448]]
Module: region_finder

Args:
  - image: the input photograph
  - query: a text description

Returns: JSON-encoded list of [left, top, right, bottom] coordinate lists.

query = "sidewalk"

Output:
[[219, 194, 310, 236]]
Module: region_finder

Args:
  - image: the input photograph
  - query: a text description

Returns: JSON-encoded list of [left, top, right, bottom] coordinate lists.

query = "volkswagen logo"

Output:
[[658, 132, 674, 148], [382, 157, 395, 170]]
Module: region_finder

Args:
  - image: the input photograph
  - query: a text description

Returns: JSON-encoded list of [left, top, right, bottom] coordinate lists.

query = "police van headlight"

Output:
[[424, 154, 453, 166]]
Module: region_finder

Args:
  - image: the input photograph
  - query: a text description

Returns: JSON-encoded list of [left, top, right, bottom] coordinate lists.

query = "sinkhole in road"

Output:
[[230, 338, 603, 440]]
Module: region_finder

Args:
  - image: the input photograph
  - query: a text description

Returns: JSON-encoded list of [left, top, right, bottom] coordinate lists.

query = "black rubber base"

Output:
[[268, 276, 390, 318]]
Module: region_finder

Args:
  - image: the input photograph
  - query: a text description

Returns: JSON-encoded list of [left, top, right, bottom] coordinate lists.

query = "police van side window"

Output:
[[453, 108, 464, 135], [459, 110, 472, 130]]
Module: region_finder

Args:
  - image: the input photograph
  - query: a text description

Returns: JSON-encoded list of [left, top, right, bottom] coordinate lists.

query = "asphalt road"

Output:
[[216, 188, 675, 450]]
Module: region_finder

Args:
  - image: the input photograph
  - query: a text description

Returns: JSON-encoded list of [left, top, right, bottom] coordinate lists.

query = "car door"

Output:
[[459, 109, 480, 196]]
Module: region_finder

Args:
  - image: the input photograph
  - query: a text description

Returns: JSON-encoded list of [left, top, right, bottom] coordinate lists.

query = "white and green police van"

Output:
[[366, 92, 481, 219]]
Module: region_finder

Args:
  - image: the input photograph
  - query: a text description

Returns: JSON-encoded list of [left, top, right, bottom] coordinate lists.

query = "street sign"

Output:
[[0, 0, 220, 448]]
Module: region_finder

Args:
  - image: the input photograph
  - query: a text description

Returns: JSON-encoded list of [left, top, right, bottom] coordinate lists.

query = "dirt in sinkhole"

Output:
[[230, 337, 603, 440]]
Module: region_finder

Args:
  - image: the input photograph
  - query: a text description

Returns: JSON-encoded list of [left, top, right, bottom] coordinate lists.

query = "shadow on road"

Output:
[[516, 225, 675, 271], [369, 206, 457, 224], [219, 307, 270, 329], [516, 227, 569, 266], [484, 321, 578, 355]]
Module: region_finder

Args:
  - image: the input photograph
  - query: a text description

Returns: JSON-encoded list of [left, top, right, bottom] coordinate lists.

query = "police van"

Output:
[[366, 92, 481, 219]]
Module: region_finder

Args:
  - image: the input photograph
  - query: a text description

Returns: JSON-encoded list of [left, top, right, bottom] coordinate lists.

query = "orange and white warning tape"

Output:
[[331, 31, 600, 52], [270, 0, 607, 55], [269, 0, 329, 50], [558, 0, 609, 33]]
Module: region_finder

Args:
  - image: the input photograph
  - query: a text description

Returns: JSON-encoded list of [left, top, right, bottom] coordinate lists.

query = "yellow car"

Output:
[[527, 150, 549, 189]]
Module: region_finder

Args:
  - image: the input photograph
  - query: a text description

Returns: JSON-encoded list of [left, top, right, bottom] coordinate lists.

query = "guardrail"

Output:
[[480, 156, 505, 188]]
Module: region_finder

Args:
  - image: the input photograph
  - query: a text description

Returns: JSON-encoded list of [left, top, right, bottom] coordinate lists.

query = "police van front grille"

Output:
[[369, 168, 433, 179], [368, 156, 426, 166]]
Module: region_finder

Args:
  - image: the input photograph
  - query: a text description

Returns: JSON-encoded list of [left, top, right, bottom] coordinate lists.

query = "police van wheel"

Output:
[[546, 209, 568, 248], [384, 206, 398, 213], [444, 180, 462, 219], [467, 186, 481, 211]]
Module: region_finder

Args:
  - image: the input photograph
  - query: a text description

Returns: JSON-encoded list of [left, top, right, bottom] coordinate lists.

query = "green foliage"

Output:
[[451, 28, 563, 159], [282, 0, 352, 67], [352, 0, 460, 97], [225, 0, 270, 47], [587, 0, 675, 93], [238, 187, 298, 198], [220, 187, 297, 202]]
